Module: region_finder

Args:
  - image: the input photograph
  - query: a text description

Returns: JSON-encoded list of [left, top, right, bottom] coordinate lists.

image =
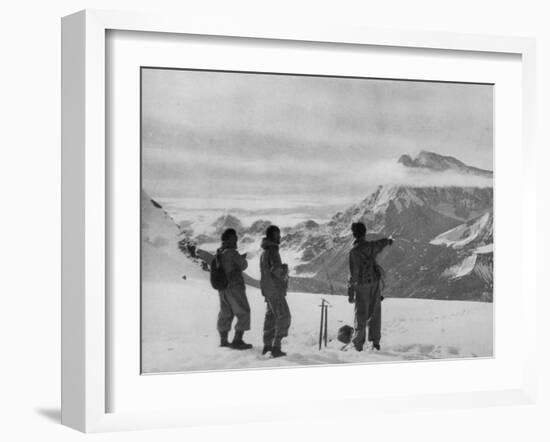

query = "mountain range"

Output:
[[174, 151, 494, 301]]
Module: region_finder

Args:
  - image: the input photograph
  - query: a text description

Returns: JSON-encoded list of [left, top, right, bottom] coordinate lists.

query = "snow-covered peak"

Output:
[[339, 185, 492, 224], [211, 213, 244, 235], [398, 151, 493, 178], [246, 219, 272, 235], [430, 211, 493, 249]]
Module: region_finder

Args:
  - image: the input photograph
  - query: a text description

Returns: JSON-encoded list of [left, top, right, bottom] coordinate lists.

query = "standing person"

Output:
[[216, 228, 253, 350], [348, 222, 393, 351], [259, 225, 291, 358]]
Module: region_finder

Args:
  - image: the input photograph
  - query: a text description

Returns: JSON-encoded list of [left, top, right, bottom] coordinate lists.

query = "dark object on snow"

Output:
[[210, 251, 228, 290], [150, 198, 162, 209], [337, 325, 354, 344]]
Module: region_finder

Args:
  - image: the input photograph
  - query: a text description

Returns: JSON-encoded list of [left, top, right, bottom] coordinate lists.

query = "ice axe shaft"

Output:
[[318, 298, 331, 350], [324, 305, 328, 347], [319, 303, 325, 350]]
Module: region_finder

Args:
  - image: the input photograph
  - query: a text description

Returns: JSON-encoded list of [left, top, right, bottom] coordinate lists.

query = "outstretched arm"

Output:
[[372, 238, 393, 255]]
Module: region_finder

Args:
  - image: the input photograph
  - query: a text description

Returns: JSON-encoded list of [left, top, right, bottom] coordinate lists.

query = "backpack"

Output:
[[337, 325, 354, 344], [210, 251, 228, 290]]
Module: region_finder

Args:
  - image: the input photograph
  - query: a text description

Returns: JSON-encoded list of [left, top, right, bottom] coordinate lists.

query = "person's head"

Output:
[[221, 228, 238, 244], [351, 222, 366, 239], [265, 225, 281, 244]]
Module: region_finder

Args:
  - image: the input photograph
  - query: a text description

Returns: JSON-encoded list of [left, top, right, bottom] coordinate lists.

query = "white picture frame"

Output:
[[61, 9, 537, 433]]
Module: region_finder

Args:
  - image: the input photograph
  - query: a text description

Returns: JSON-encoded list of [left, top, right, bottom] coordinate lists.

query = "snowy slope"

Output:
[[439, 244, 493, 292], [141, 190, 205, 281], [431, 211, 493, 249], [442, 254, 478, 279], [142, 278, 493, 373], [430, 211, 493, 286]]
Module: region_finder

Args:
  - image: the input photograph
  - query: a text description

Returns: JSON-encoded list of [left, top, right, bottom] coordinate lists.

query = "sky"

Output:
[[141, 68, 493, 202]]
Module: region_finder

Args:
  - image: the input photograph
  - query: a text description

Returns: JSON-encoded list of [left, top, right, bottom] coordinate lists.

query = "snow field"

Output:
[[141, 276, 493, 373]]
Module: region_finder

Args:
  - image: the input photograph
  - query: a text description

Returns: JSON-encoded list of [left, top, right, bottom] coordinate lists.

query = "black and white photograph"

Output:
[[140, 68, 494, 374], [2, 0, 547, 438]]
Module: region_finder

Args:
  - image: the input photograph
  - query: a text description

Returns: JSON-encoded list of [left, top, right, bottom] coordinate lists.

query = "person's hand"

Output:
[[388, 238, 394, 246], [347, 286, 355, 303]]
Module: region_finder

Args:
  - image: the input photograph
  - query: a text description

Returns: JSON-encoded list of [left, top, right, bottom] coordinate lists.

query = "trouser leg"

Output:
[[217, 291, 234, 333], [352, 286, 369, 349], [273, 296, 291, 343], [263, 295, 291, 346], [224, 286, 251, 331], [367, 284, 382, 345], [262, 299, 276, 346]]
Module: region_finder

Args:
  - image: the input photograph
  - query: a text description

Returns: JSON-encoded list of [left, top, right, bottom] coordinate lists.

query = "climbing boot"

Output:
[[230, 330, 253, 350]]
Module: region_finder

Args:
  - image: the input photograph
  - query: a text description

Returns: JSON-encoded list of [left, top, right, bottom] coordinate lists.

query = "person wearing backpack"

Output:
[[348, 222, 393, 352], [214, 228, 253, 350], [259, 225, 291, 358]]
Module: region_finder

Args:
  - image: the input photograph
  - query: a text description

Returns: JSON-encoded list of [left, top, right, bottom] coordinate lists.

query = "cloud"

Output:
[[142, 144, 336, 179], [141, 69, 493, 200], [142, 69, 494, 172], [143, 145, 492, 202], [350, 159, 494, 188]]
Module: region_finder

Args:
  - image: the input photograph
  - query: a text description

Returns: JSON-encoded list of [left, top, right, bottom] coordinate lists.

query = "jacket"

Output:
[[217, 238, 248, 289], [348, 237, 392, 287], [259, 237, 288, 297]]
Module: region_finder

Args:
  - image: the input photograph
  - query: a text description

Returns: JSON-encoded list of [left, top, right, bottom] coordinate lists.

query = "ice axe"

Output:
[[318, 298, 332, 350]]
